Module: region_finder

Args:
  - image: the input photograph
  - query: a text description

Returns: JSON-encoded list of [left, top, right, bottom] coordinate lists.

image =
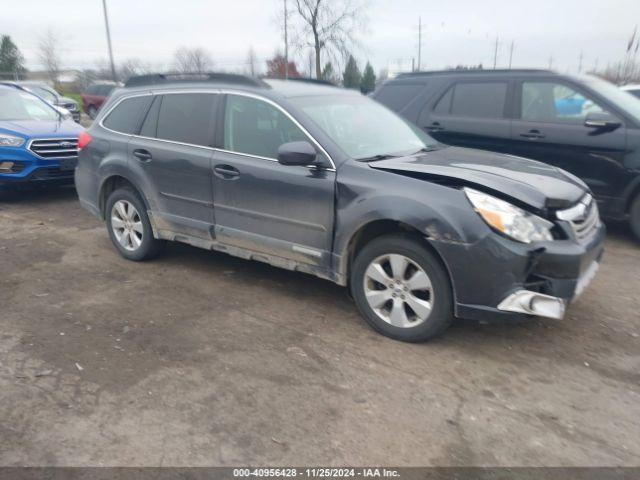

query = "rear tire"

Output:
[[351, 234, 453, 342], [105, 188, 163, 261], [630, 194, 640, 242]]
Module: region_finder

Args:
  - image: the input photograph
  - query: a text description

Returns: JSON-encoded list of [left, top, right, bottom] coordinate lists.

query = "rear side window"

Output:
[[451, 82, 507, 118], [374, 83, 424, 111], [434, 82, 508, 118], [86, 85, 99, 95], [156, 93, 218, 146], [102, 95, 152, 134]]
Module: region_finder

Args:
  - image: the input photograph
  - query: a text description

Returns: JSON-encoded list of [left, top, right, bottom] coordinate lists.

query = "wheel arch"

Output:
[[339, 219, 456, 302], [98, 174, 149, 220]]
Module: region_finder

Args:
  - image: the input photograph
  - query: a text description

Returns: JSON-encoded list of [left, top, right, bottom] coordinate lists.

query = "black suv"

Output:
[[75, 73, 605, 342], [373, 70, 640, 240]]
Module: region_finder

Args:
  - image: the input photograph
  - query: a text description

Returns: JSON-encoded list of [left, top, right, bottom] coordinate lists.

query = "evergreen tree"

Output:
[[342, 55, 361, 89], [360, 62, 376, 93], [0, 35, 27, 79], [321, 62, 336, 83]]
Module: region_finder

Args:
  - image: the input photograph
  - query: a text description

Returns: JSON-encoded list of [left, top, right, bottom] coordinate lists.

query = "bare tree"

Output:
[[173, 47, 213, 74], [246, 47, 258, 77], [37, 30, 61, 86], [119, 58, 152, 82], [292, 0, 367, 79]]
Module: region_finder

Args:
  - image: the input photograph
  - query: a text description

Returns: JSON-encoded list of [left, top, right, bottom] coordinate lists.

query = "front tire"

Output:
[[351, 234, 453, 342], [105, 188, 163, 261], [630, 194, 640, 242]]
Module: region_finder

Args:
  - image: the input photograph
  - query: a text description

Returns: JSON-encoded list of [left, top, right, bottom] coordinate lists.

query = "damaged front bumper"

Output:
[[432, 221, 606, 322]]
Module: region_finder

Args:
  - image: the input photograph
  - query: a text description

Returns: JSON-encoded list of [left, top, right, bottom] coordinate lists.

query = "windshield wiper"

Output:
[[357, 153, 399, 162]]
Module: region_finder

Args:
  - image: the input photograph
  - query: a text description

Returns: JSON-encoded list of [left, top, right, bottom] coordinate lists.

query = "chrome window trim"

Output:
[[97, 88, 336, 171]]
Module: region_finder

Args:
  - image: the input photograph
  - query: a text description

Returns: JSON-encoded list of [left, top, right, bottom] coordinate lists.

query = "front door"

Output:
[[510, 80, 627, 210], [211, 93, 335, 269]]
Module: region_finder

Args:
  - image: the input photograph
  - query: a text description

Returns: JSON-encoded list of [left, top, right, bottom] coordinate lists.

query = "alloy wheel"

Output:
[[363, 254, 434, 328], [111, 200, 143, 251]]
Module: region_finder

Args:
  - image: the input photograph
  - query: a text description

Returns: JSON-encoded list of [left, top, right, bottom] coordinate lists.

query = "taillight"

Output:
[[78, 131, 92, 151]]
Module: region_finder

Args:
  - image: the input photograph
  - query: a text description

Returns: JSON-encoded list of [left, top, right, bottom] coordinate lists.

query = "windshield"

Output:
[[581, 75, 640, 121], [0, 88, 60, 122], [291, 94, 438, 160]]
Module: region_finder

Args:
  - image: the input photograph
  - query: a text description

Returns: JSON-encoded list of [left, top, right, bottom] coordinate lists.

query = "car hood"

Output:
[[0, 120, 84, 137], [369, 146, 588, 210], [58, 96, 78, 106]]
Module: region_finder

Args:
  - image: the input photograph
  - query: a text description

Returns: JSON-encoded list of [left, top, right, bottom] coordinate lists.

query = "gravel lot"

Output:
[[0, 186, 639, 466]]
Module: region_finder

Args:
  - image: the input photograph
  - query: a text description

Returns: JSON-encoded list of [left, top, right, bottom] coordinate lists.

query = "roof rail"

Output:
[[265, 77, 337, 87], [397, 68, 553, 78], [124, 72, 270, 89]]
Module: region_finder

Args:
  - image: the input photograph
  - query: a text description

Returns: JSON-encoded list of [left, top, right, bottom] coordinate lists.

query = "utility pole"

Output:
[[284, 0, 289, 79], [578, 50, 583, 73], [101, 0, 117, 82], [493, 36, 499, 69], [417, 17, 422, 71], [548, 55, 553, 70], [508, 41, 514, 69]]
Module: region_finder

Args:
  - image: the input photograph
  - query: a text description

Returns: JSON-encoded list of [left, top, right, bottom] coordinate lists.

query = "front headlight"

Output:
[[464, 187, 554, 243], [0, 133, 25, 148]]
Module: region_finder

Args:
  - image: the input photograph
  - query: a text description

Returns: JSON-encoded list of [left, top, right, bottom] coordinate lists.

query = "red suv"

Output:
[[81, 83, 117, 119]]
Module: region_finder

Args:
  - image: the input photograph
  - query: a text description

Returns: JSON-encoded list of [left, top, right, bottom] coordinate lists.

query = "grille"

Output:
[[557, 195, 600, 242], [29, 138, 78, 159]]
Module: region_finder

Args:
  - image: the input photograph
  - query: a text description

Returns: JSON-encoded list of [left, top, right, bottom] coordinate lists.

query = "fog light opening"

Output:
[[0, 161, 14, 173]]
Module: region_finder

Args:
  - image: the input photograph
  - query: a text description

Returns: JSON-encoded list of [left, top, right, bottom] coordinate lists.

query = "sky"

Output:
[[2, 0, 639, 76]]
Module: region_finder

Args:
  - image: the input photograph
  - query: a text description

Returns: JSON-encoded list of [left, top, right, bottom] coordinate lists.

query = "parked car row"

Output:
[[4, 69, 639, 341], [2, 81, 81, 122]]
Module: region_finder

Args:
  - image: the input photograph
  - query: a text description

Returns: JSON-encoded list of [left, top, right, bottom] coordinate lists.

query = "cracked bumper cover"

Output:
[[431, 223, 606, 322]]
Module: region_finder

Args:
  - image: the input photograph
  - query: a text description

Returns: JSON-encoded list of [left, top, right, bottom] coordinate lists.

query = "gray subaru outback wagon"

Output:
[[75, 73, 605, 342]]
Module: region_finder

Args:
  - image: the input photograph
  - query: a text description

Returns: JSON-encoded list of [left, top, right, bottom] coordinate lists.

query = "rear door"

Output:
[[418, 79, 513, 154], [510, 78, 627, 205], [211, 93, 336, 270], [127, 91, 219, 240]]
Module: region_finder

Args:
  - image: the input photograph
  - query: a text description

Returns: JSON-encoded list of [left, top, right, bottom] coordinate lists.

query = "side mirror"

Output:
[[277, 141, 318, 166], [584, 111, 621, 130]]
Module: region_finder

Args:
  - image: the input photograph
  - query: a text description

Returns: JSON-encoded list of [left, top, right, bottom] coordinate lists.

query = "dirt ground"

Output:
[[0, 186, 639, 466]]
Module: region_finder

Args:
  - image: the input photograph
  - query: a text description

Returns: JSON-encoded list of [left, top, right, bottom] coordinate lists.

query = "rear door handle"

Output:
[[519, 129, 546, 139], [214, 164, 240, 179], [133, 149, 152, 162], [426, 122, 444, 132]]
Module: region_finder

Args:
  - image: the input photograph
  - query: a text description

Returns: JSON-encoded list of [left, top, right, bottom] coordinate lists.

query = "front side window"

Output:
[[102, 95, 153, 134], [521, 82, 604, 123], [156, 93, 218, 146], [223, 95, 307, 159], [292, 94, 436, 160], [0, 88, 59, 121]]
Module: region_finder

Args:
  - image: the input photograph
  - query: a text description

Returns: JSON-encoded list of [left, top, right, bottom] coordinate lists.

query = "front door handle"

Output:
[[520, 129, 546, 139], [214, 164, 240, 179], [133, 149, 152, 162], [426, 121, 444, 132]]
